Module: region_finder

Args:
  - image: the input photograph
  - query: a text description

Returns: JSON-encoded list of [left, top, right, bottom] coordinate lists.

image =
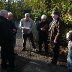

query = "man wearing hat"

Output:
[[49, 10, 65, 64], [19, 13, 36, 51], [37, 14, 50, 55]]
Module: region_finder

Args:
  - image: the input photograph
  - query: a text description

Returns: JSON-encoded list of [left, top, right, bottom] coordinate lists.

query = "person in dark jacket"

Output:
[[0, 10, 15, 71], [49, 10, 65, 64], [37, 14, 49, 55], [8, 12, 17, 49]]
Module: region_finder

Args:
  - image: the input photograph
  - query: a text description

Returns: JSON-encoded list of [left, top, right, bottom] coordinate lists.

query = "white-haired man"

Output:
[[37, 14, 50, 55], [19, 13, 36, 51]]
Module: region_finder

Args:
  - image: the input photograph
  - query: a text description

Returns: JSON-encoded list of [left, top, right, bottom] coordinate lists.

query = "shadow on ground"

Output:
[[0, 23, 68, 72], [0, 55, 68, 72]]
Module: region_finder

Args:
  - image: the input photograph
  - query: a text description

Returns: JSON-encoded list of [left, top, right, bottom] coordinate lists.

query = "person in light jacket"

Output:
[[19, 13, 36, 51], [66, 9, 72, 72]]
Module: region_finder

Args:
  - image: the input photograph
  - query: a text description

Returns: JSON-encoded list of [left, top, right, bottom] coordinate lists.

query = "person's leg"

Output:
[[8, 45, 15, 69], [23, 34, 27, 50], [52, 43, 60, 64], [67, 48, 72, 72], [13, 35, 16, 48], [67, 62, 72, 72], [29, 33, 36, 49], [1, 45, 7, 70], [38, 35, 43, 53], [44, 36, 48, 55]]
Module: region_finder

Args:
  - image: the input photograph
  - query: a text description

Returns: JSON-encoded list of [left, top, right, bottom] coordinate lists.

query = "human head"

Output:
[[25, 13, 30, 21], [41, 14, 47, 21], [8, 12, 14, 20], [0, 10, 8, 19], [69, 30, 72, 41], [51, 10, 60, 19], [68, 9, 72, 20]]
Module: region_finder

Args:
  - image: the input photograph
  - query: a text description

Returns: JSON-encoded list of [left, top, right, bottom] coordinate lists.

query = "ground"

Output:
[[0, 27, 68, 72]]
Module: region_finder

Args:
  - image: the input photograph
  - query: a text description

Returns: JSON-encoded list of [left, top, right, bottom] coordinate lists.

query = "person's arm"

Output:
[[12, 23, 17, 34], [19, 19, 23, 29], [66, 32, 70, 41], [54, 21, 62, 43], [30, 19, 34, 32], [54, 19, 66, 43], [48, 21, 53, 32]]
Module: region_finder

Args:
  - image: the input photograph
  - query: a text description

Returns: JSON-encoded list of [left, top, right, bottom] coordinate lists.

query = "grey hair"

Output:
[[8, 12, 13, 16], [41, 14, 47, 20], [25, 13, 30, 17], [0, 10, 8, 17]]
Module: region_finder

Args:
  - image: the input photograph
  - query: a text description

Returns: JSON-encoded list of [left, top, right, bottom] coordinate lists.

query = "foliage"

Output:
[[0, 0, 72, 33]]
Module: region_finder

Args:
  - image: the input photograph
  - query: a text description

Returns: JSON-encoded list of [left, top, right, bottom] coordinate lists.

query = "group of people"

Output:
[[0, 9, 72, 72], [0, 10, 17, 71], [19, 9, 72, 72], [19, 10, 65, 64]]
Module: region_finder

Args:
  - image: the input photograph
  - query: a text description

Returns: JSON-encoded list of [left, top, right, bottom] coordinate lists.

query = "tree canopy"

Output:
[[0, 0, 72, 25]]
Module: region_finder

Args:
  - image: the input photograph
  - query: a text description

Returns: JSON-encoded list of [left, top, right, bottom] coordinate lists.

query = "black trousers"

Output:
[[23, 33, 36, 49], [52, 43, 60, 63], [1, 40, 15, 69], [38, 33, 48, 54]]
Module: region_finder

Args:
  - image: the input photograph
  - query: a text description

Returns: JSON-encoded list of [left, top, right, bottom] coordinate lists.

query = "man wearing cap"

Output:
[[19, 13, 36, 51], [37, 14, 49, 55], [49, 10, 65, 64]]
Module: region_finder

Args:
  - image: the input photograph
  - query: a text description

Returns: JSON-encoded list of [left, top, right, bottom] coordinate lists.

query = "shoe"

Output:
[[32, 45, 36, 49], [1, 67, 7, 72], [1, 64, 7, 70], [32, 48, 37, 52], [8, 64, 15, 72], [36, 50, 42, 54], [45, 53, 49, 56], [51, 60, 57, 65], [1, 69, 7, 72], [22, 47, 26, 51]]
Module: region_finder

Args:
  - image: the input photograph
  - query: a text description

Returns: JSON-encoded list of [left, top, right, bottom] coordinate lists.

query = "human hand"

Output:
[[54, 39, 57, 43], [40, 28, 45, 31]]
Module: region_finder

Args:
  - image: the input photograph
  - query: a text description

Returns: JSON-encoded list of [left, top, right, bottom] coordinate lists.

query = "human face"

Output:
[[51, 13, 59, 20], [68, 14, 72, 20], [25, 16, 30, 21], [8, 14, 13, 20], [41, 19, 46, 22], [4, 12, 8, 19]]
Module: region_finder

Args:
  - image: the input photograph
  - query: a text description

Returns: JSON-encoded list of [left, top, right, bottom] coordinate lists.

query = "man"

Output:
[[66, 9, 72, 72], [19, 13, 36, 51], [49, 10, 65, 64], [0, 10, 15, 71], [37, 14, 49, 55], [8, 12, 17, 50]]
